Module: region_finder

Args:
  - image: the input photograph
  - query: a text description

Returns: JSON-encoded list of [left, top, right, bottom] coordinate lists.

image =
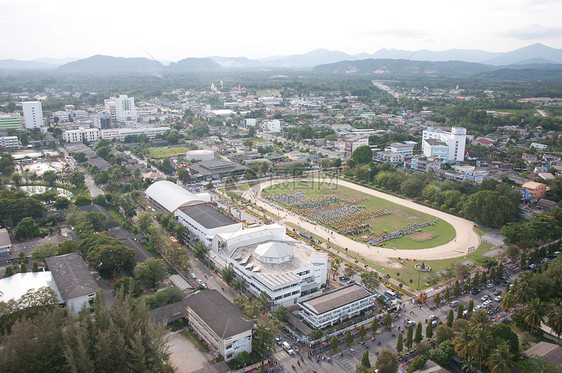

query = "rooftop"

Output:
[[522, 181, 546, 189], [150, 298, 190, 324], [521, 342, 562, 366], [185, 290, 253, 339], [145, 180, 209, 212], [45, 253, 100, 301], [0, 272, 63, 303], [179, 204, 238, 229], [301, 283, 374, 315], [424, 139, 448, 147]]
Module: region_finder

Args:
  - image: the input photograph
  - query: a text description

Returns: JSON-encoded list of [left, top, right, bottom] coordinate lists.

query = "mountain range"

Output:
[[0, 43, 561, 77]]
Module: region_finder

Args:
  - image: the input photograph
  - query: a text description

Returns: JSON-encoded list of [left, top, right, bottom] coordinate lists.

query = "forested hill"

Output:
[[312, 58, 562, 80]]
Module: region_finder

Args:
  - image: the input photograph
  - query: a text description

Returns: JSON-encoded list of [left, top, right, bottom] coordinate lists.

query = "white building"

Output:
[[0, 272, 63, 304], [0, 228, 12, 254], [388, 142, 414, 156], [45, 253, 101, 314], [185, 290, 253, 362], [245, 118, 257, 127], [53, 111, 70, 123], [299, 283, 375, 329], [100, 126, 170, 141], [62, 128, 100, 143], [22, 101, 44, 129], [422, 127, 467, 162], [344, 135, 369, 158], [262, 119, 281, 133], [186, 149, 214, 162], [211, 224, 328, 306], [0, 136, 19, 150], [105, 95, 137, 122]]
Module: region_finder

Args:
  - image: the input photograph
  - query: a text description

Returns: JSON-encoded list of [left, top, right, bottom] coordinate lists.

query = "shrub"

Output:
[[441, 204, 447, 209]]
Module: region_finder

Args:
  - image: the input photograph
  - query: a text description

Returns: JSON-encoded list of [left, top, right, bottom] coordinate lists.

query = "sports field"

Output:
[[148, 146, 190, 159], [263, 181, 455, 249]]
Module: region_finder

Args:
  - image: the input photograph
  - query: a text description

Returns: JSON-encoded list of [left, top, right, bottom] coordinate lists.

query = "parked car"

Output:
[[190, 273, 197, 279], [275, 337, 282, 346], [493, 289, 502, 296], [481, 295, 490, 302], [196, 279, 203, 285], [494, 295, 502, 302], [487, 283, 494, 288], [482, 300, 492, 308], [429, 315, 439, 321], [406, 320, 416, 327], [282, 341, 294, 355], [450, 300, 460, 308]]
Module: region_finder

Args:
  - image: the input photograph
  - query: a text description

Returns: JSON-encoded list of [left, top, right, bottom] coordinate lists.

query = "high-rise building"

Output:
[[104, 95, 137, 122], [422, 127, 467, 162], [21, 101, 44, 129], [94, 112, 111, 129]]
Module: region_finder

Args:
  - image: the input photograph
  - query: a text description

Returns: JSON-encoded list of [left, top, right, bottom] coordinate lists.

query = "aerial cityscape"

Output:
[[0, 1, 561, 373]]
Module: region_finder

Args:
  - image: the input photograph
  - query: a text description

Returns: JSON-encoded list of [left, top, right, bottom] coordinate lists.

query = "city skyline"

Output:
[[2, 0, 562, 61]]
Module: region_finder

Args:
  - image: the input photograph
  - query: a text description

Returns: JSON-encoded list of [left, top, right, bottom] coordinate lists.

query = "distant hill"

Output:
[[58, 55, 161, 73], [483, 43, 562, 65], [312, 59, 495, 77], [0, 59, 57, 70], [471, 68, 562, 81], [260, 49, 357, 67], [210, 56, 261, 68], [167, 58, 222, 72]]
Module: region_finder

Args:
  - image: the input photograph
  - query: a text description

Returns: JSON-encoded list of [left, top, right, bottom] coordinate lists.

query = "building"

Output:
[[105, 95, 137, 122], [262, 119, 281, 133], [45, 253, 101, 314], [187, 159, 246, 181], [388, 142, 414, 156], [185, 149, 214, 162], [521, 342, 562, 368], [299, 283, 375, 329], [0, 136, 19, 150], [516, 181, 548, 199], [53, 111, 70, 123], [0, 115, 24, 132], [100, 127, 170, 141], [211, 224, 328, 306], [0, 272, 63, 304], [344, 135, 369, 158], [410, 156, 441, 173], [185, 290, 253, 362], [145, 180, 241, 245], [62, 128, 100, 143], [422, 127, 467, 162], [93, 112, 111, 129], [0, 228, 12, 255], [21, 101, 44, 129], [530, 142, 548, 150], [376, 151, 405, 165]]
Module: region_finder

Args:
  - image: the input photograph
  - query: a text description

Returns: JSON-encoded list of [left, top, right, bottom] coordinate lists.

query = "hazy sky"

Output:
[[2, 0, 561, 61]]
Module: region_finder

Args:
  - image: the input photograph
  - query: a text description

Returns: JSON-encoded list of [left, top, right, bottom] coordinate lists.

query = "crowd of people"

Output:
[[367, 222, 434, 245]]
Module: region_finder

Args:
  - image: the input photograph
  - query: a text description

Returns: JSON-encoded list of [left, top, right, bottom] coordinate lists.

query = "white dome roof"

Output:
[[145, 180, 209, 212], [255, 242, 294, 263]]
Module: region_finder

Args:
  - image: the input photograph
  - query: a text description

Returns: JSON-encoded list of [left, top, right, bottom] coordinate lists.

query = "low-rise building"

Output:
[[62, 127, 100, 143], [410, 156, 441, 173], [516, 181, 548, 199], [344, 135, 369, 158], [0, 228, 12, 255], [0, 115, 24, 132], [299, 283, 375, 329], [187, 159, 246, 181], [376, 151, 405, 165], [0, 136, 19, 150], [185, 290, 253, 362], [388, 142, 414, 156], [45, 253, 101, 314]]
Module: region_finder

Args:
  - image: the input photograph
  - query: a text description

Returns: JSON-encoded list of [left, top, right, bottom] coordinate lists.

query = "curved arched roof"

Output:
[[145, 180, 208, 212]]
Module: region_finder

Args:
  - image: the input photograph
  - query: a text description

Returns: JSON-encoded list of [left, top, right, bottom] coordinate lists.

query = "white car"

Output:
[[190, 273, 197, 279], [481, 295, 490, 302], [429, 315, 439, 321], [494, 295, 502, 302], [196, 279, 203, 285], [482, 300, 492, 308]]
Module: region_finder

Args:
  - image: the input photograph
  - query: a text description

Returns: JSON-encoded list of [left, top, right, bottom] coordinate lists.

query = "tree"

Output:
[[426, 322, 433, 339], [405, 325, 414, 349], [361, 350, 371, 368], [396, 331, 403, 353], [177, 168, 190, 184], [447, 309, 455, 327], [467, 299, 475, 316], [345, 330, 353, 347], [92, 194, 107, 206], [469, 327, 493, 371], [53, 196, 71, 209], [86, 244, 135, 278], [114, 276, 141, 297], [331, 335, 339, 351], [330, 258, 341, 279], [384, 312, 393, 329], [0, 153, 15, 176], [14, 217, 41, 240], [486, 342, 515, 373], [457, 304, 464, 319], [137, 211, 152, 233], [453, 279, 461, 297], [31, 243, 59, 262], [522, 298, 546, 334], [42, 170, 57, 186], [32, 261, 39, 272], [359, 324, 366, 340], [58, 239, 79, 255], [546, 302, 562, 343], [272, 305, 289, 323], [435, 324, 454, 344], [74, 194, 91, 206], [371, 317, 378, 335], [351, 145, 373, 165], [193, 241, 208, 260], [221, 264, 235, 284], [360, 271, 379, 291], [464, 190, 518, 227], [376, 349, 398, 373], [414, 322, 423, 344], [453, 326, 472, 359], [344, 265, 356, 279], [499, 291, 515, 312], [434, 293, 441, 307], [134, 258, 167, 289], [4, 266, 14, 278], [68, 171, 85, 189]]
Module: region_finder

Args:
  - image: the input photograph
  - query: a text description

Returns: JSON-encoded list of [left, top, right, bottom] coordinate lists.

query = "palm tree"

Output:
[[486, 342, 515, 373], [470, 309, 490, 329], [453, 326, 472, 359], [546, 299, 562, 343], [461, 357, 476, 373], [523, 298, 547, 334], [468, 327, 493, 371], [499, 290, 515, 312]]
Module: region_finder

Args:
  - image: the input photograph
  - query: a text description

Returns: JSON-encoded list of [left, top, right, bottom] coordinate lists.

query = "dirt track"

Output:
[[244, 177, 481, 265]]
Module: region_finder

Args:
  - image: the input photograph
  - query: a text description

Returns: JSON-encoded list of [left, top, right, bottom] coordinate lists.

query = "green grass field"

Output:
[[148, 146, 190, 159], [263, 181, 455, 250]]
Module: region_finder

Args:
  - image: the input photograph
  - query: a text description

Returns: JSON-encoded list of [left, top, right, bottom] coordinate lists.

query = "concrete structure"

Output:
[[93, 112, 111, 129], [376, 151, 405, 165], [105, 95, 137, 122], [211, 224, 328, 306], [299, 283, 375, 329], [185, 290, 253, 362], [521, 342, 562, 367], [62, 127, 100, 143], [45, 253, 101, 314], [422, 127, 467, 162], [410, 156, 441, 173], [186, 149, 214, 162], [344, 135, 369, 158], [145, 180, 211, 212], [0, 115, 24, 131], [262, 119, 281, 133], [22, 101, 44, 129], [244, 118, 257, 127], [0, 228, 11, 254], [0, 136, 19, 150], [516, 181, 548, 199], [53, 111, 70, 123], [388, 142, 414, 156], [100, 127, 170, 141], [187, 159, 246, 181]]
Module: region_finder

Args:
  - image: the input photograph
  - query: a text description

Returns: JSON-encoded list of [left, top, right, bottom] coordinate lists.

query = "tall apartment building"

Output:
[[94, 112, 111, 129], [422, 127, 467, 162], [0, 115, 24, 132], [104, 95, 137, 122], [22, 101, 44, 129]]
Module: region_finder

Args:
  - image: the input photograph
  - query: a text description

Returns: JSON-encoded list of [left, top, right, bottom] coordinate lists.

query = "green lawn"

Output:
[[263, 181, 455, 250], [148, 146, 190, 159]]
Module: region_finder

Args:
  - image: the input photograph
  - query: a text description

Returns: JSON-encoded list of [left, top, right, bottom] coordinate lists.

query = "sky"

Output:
[[1, 0, 562, 61]]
